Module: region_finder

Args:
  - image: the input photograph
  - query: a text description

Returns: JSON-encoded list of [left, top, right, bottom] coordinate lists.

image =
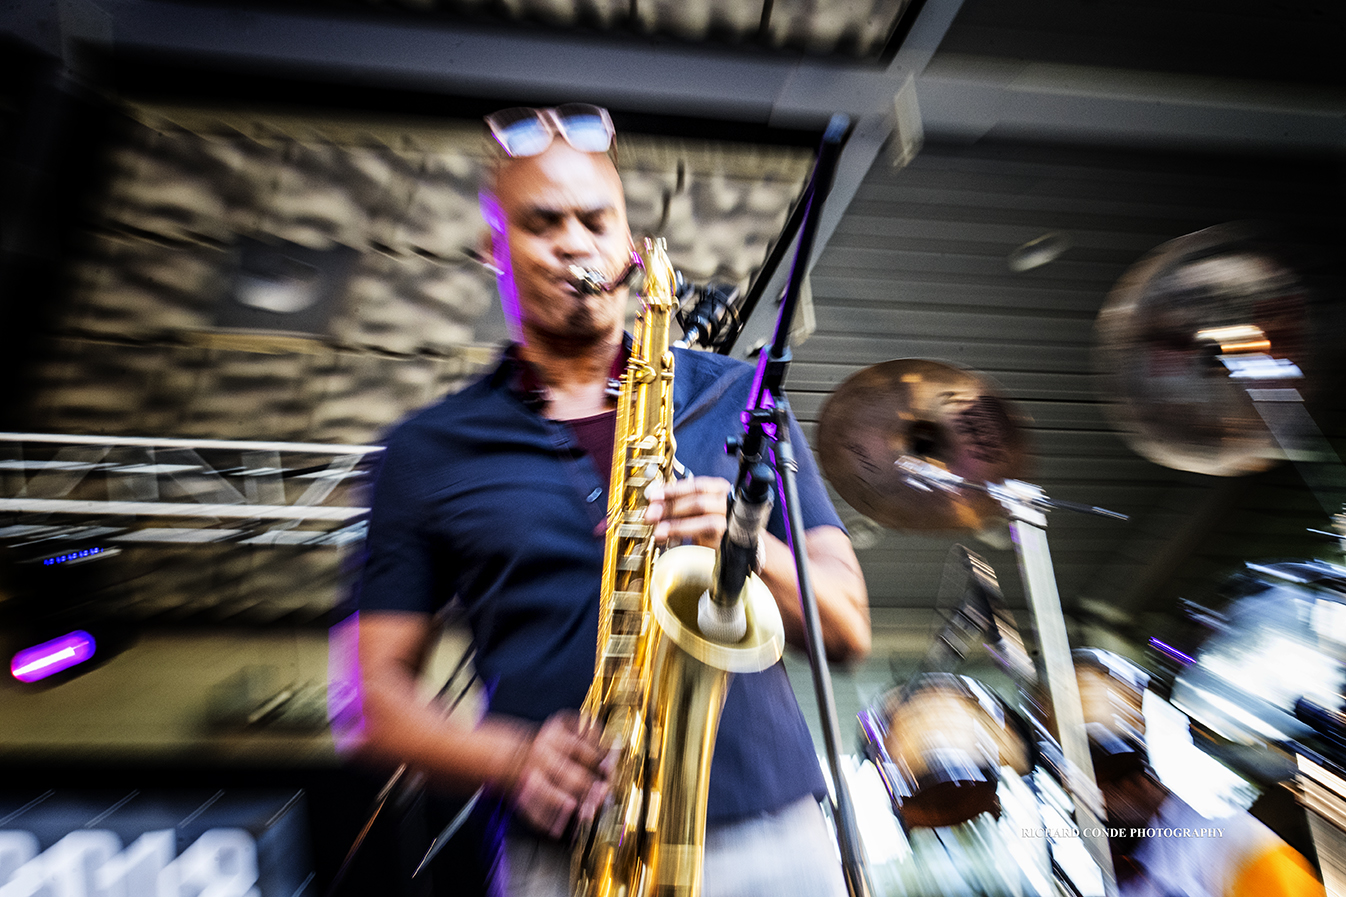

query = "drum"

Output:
[[860, 673, 1030, 830]]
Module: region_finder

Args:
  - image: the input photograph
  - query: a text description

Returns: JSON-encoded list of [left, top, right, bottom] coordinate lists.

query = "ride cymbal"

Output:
[[1094, 223, 1318, 477], [818, 359, 1030, 531]]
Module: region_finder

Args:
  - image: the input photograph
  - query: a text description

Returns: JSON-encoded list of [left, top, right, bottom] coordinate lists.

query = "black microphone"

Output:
[[698, 460, 775, 642], [675, 281, 741, 350]]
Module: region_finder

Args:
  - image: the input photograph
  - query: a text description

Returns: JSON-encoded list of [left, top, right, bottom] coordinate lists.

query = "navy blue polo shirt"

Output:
[[357, 343, 843, 822]]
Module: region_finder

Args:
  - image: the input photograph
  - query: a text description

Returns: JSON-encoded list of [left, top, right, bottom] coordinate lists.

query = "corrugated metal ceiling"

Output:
[[178, 0, 920, 59]]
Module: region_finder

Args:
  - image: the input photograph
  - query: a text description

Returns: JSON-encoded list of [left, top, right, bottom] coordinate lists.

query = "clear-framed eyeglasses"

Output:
[[485, 104, 616, 158]]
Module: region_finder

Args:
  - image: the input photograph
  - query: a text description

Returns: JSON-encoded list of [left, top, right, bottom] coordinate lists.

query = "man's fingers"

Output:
[[558, 714, 607, 769], [508, 710, 614, 837], [599, 743, 620, 776], [539, 712, 603, 763], [533, 724, 605, 792], [550, 752, 603, 799], [675, 490, 728, 518], [512, 765, 579, 837], [657, 513, 727, 546], [537, 783, 578, 839], [548, 793, 578, 839], [645, 476, 731, 547], [645, 477, 729, 516], [513, 755, 598, 837], [577, 780, 611, 828], [663, 476, 730, 505]]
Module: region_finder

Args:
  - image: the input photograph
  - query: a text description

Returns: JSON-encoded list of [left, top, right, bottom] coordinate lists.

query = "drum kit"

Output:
[[816, 222, 1346, 895]]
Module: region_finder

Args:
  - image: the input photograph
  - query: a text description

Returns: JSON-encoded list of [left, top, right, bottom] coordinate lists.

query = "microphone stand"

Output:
[[726, 114, 874, 897]]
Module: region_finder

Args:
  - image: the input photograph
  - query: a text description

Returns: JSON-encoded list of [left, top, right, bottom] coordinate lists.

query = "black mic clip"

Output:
[[675, 279, 741, 350]]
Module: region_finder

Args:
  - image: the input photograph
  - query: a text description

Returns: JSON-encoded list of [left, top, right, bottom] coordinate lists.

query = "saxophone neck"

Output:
[[637, 237, 678, 314]]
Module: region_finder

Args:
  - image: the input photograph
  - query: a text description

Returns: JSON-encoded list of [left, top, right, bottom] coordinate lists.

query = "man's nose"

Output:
[[555, 216, 597, 258]]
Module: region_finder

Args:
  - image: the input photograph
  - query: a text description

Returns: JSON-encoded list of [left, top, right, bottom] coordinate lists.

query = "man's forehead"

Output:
[[514, 198, 619, 221], [493, 144, 624, 208]]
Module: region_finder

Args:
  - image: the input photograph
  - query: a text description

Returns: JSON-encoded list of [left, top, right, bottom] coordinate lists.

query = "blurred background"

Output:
[[1, 1, 1345, 895]]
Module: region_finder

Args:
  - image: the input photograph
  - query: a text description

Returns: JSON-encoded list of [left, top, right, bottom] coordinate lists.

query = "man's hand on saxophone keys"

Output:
[[644, 475, 731, 549], [506, 710, 610, 839]]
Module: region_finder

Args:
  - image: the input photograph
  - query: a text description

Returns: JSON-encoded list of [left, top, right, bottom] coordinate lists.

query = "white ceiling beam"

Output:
[[14, 1, 946, 125], [77, 0, 860, 122], [8, 3, 1342, 154], [41, 0, 964, 357], [8, 0, 1344, 357], [726, 0, 966, 357], [918, 55, 1346, 153]]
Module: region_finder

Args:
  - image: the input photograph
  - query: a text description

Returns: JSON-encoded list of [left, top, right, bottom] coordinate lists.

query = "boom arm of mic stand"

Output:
[[721, 114, 850, 359]]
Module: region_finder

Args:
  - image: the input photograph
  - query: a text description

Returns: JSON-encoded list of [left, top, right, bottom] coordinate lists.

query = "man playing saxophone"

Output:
[[351, 104, 870, 897]]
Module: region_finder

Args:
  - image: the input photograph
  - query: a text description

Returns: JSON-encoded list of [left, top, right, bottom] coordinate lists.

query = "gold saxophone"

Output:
[[572, 237, 786, 897]]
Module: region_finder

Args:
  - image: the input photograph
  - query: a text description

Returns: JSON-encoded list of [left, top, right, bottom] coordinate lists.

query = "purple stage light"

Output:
[[1148, 636, 1195, 666], [11, 631, 97, 682]]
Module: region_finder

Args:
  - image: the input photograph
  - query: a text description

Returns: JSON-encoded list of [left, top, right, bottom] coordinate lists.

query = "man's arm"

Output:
[[647, 479, 871, 663], [353, 610, 608, 839], [758, 524, 870, 663]]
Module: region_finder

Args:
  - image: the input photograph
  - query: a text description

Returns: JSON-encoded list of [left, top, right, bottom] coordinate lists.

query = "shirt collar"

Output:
[[491, 334, 632, 412]]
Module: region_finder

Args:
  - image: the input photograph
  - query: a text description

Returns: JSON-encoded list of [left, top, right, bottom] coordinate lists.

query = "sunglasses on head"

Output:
[[485, 104, 615, 158]]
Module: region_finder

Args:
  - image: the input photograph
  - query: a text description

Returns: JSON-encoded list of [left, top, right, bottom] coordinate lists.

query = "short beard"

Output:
[[532, 305, 613, 358]]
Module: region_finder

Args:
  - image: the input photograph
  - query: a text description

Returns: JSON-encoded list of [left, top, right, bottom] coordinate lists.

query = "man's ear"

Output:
[[470, 228, 503, 276]]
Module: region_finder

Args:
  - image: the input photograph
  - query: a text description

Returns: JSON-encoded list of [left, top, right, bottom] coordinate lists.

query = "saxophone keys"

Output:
[[612, 589, 644, 609], [603, 634, 639, 658]]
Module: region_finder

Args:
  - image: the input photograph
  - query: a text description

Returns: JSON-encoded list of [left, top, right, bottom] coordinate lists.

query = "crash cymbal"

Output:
[[818, 359, 1030, 531], [1095, 223, 1318, 477]]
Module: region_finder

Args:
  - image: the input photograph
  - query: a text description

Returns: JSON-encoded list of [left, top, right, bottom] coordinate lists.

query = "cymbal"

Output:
[[818, 359, 1030, 531], [1094, 223, 1316, 476]]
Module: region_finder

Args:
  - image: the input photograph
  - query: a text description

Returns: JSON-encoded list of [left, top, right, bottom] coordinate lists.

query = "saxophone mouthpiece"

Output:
[[567, 265, 609, 296], [567, 256, 640, 296]]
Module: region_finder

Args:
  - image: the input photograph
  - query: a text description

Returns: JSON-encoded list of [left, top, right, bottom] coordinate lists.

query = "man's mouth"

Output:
[[566, 265, 611, 296], [557, 279, 597, 300]]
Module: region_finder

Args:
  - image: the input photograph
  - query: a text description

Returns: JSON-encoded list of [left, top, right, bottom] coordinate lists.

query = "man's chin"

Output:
[[534, 321, 620, 356]]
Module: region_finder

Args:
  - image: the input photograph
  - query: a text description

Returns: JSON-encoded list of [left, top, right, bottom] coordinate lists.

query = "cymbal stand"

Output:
[[921, 545, 1036, 684], [1228, 354, 1346, 548], [900, 459, 1126, 897], [997, 481, 1118, 897]]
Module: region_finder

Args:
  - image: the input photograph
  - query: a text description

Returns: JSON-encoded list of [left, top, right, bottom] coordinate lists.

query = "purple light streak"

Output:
[[1148, 636, 1195, 666], [11, 631, 96, 682]]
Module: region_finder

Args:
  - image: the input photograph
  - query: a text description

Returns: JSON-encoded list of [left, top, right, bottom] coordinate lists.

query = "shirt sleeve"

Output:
[[777, 407, 845, 535], [354, 427, 443, 615]]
